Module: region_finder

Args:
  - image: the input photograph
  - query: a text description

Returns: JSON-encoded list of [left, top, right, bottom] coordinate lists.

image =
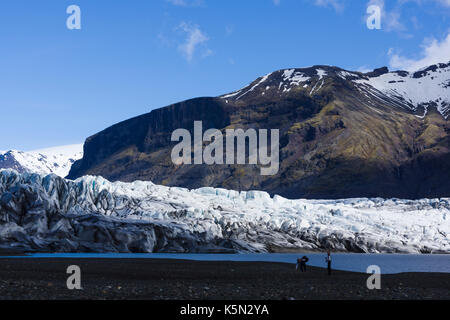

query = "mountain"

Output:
[[68, 62, 450, 199], [1, 169, 449, 253], [0, 144, 83, 177]]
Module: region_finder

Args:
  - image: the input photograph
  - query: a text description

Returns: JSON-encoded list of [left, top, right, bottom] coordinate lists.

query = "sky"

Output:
[[0, 0, 449, 151]]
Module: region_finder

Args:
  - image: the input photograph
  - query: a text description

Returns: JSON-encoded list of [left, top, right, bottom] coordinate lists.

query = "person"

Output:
[[300, 256, 308, 272], [325, 250, 332, 275], [296, 256, 308, 272]]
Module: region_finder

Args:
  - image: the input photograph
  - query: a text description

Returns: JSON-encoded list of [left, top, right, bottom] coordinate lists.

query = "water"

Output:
[[2, 253, 449, 274]]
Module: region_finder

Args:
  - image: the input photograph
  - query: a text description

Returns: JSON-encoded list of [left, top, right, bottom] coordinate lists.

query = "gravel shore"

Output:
[[0, 258, 448, 300]]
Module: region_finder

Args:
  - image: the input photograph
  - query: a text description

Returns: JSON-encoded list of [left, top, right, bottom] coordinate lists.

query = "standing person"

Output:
[[300, 256, 308, 272], [325, 250, 332, 275]]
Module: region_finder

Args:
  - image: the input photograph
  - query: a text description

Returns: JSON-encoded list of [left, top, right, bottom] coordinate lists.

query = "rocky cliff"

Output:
[[68, 63, 450, 199]]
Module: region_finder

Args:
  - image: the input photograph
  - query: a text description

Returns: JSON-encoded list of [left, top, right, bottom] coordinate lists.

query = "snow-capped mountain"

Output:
[[220, 62, 450, 118], [0, 169, 449, 254], [68, 61, 450, 200], [354, 63, 450, 119], [0, 144, 83, 178], [1, 62, 449, 254]]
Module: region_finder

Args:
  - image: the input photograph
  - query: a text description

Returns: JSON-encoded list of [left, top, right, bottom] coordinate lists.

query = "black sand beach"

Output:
[[0, 258, 449, 300]]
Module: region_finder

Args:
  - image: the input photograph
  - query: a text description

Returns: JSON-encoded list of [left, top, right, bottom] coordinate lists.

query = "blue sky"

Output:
[[0, 0, 449, 150]]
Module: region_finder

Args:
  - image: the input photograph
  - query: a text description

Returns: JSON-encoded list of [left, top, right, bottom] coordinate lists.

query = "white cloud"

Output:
[[167, 0, 187, 5], [273, 0, 281, 5], [166, 0, 203, 7], [437, 0, 450, 6], [313, 0, 344, 12], [400, 0, 450, 7], [389, 32, 450, 71], [178, 22, 210, 62]]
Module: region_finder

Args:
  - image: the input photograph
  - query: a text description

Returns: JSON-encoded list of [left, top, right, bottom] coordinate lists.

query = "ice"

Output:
[[0, 169, 448, 254]]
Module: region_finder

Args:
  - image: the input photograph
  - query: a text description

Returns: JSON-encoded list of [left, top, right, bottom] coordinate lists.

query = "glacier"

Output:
[[0, 169, 449, 254]]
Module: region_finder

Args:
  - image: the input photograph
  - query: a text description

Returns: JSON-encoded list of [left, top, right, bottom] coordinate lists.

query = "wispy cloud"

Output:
[[273, 0, 281, 5], [178, 22, 210, 62], [437, 0, 450, 6], [166, 0, 203, 7], [399, 0, 450, 7], [389, 32, 450, 71], [313, 0, 345, 12]]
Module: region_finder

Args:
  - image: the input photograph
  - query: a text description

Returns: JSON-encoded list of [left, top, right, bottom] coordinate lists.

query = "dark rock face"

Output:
[[365, 66, 389, 78], [68, 65, 450, 199]]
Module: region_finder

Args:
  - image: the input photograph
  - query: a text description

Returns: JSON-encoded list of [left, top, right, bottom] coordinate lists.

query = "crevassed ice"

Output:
[[1, 169, 449, 253]]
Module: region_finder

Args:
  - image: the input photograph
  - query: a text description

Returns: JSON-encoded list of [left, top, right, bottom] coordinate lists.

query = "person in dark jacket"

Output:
[[325, 250, 332, 275], [296, 256, 309, 272], [300, 256, 308, 272]]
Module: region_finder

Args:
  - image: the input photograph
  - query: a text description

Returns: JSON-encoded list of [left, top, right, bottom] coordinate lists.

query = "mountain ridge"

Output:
[[220, 61, 450, 118], [68, 62, 450, 199], [0, 144, 83, 177]]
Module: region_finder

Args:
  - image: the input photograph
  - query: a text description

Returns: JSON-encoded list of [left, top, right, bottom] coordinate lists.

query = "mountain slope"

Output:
[[67, 62, 450, 199], [0, 144, 83, 177]]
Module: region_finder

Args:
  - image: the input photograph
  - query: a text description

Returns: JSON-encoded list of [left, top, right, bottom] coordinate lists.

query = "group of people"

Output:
[[296, 250, 332, 275]]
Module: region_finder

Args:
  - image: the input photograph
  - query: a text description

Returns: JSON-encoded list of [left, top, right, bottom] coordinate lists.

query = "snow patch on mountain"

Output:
[[220, 68, 313, 101], [354, 62, 450, 118], [316, 69, 327, 80], [236, 72, 273, 100], [221, 90, 242, 99], [0, 144, 83, 177], [338, 71, 358, 80], [281, 69, 310, 89], [218, 62, 450, 118]]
